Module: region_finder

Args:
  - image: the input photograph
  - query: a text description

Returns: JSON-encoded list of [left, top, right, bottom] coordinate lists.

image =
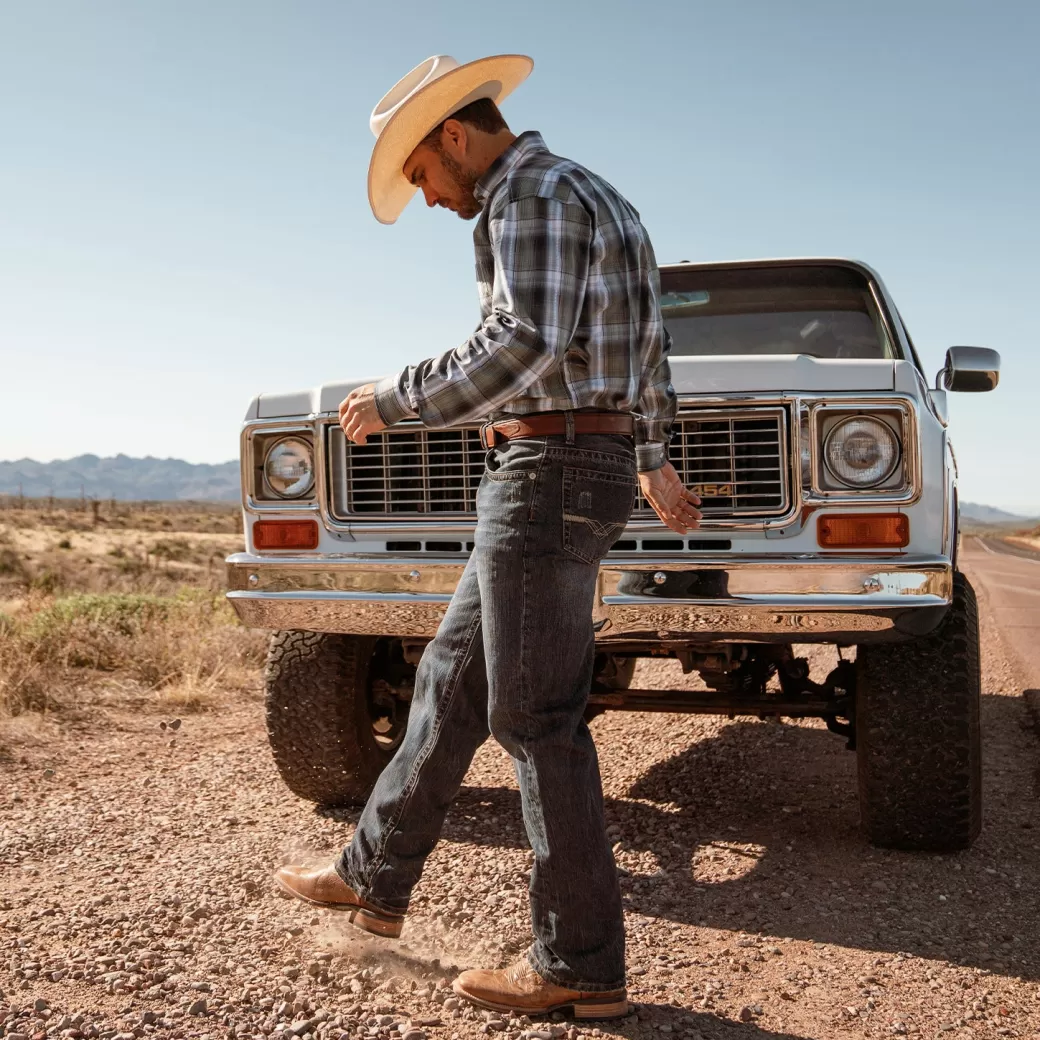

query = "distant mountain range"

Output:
[[0, 455, 239, 502]]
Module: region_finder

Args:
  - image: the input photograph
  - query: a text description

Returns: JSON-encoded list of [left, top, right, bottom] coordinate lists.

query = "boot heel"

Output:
[[574, 997, 629, 1020], [350, 908, 403, 938]]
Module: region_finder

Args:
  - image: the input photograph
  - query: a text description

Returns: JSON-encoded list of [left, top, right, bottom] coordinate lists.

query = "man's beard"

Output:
[[438, 150, 482, 220]]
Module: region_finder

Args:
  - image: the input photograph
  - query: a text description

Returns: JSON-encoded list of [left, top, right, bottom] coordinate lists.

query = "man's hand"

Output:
[[339, 384, 387, 445], [639, 462, 702, 534]]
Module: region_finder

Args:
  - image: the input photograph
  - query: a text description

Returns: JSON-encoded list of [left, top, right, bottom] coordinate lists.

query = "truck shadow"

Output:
[[438, 691, 1040, 982]]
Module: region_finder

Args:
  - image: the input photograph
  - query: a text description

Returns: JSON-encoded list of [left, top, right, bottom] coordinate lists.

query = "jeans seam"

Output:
[[544, 446, 637, 464], [354, 609, 483, 894], [333, 861, 402, 918], [526, 447, 548, 525], [519, 449, 546, 721], [527, 947, 626, 993], [561, 464, 638, 487]]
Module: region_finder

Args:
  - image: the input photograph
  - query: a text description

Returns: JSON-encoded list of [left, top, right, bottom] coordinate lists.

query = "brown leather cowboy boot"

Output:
[[452, 957, 628, 1019], [273, 864, 404, 938]]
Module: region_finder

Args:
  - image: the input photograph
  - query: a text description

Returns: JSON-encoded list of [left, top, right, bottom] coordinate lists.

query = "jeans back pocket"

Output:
[[562, 467, 637, 564]]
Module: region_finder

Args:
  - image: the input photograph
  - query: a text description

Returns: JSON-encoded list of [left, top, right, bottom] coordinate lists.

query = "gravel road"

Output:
[[3, 559, 1039, 1040]]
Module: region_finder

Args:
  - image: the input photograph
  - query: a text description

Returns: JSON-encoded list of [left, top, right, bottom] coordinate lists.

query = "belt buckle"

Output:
[[479, 422, 497, 450]]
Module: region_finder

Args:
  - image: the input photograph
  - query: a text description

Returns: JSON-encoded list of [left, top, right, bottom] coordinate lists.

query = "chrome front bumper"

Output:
[[226, 553, 953, 644]]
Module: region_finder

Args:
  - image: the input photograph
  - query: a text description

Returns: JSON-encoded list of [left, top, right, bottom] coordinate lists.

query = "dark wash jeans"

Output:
[[337, 433, 637, 991]]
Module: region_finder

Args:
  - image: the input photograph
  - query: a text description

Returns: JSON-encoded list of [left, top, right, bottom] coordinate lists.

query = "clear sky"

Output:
[[1, 0, 1037, 511]]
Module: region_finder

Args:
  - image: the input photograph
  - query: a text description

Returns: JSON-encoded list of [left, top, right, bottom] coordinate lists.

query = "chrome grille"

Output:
[[638, 407, 789, 518], [327, 407, 789, 521], [328, 425, 485, 517]]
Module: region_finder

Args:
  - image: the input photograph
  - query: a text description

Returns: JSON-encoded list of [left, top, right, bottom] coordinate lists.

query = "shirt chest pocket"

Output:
[[562, 467, 637, 564]]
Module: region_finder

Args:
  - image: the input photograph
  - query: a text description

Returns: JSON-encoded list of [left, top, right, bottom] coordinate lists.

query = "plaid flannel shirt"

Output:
[[374, 131, 676, 472]]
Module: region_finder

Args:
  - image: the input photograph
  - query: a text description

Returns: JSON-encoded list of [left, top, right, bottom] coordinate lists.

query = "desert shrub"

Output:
[[56, 538, 72, 550], [0, 546, 26, 579], [28, 593, 169, 642], [25, 594, 172, 671], [29, 569, 64, 594], [4, 591, 265, 713], [113, 557, 149, 578], [152, 538, 193, 562], [0, 617, 59, 716], [0, 662, 56, 716]]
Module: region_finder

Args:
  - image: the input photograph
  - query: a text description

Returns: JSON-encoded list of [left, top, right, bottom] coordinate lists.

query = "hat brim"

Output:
[[367, 54, 534, 225]]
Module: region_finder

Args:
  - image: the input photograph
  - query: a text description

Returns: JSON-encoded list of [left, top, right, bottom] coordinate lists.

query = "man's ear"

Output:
[[440, 118, 469, 156]]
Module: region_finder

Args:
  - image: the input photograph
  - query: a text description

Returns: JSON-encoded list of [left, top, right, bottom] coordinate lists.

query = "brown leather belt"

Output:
[[479, 412, 634, 450]]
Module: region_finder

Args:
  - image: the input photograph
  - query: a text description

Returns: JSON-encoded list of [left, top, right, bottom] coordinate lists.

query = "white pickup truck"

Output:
[[226, 257, 1000, 852]]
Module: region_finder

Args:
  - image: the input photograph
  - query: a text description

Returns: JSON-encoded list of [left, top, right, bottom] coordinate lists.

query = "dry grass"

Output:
[[0, 501, 265, 730], [1006, 523, 1040, 553]]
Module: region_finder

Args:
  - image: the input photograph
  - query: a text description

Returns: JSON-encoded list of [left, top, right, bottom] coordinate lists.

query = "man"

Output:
[[275, 54, 701, 1019]]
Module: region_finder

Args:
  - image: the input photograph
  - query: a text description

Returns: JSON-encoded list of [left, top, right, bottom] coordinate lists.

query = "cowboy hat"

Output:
[[368, 53, 534, 224]]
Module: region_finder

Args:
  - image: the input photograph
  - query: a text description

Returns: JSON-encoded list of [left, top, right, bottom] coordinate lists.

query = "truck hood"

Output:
[[669, 355, 900, 394], [249, 356, 916, 420]]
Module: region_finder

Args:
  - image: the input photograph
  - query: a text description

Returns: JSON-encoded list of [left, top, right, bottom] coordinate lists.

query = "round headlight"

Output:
[[823, 417, 900, 488], [264, 437, 314, 498]]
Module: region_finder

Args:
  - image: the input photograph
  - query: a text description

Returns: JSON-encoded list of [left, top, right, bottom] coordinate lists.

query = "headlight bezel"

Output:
[[246, 425, 319, 506], [809, 403, 913, 498]]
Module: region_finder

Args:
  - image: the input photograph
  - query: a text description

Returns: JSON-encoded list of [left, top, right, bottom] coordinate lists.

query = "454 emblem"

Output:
[[690, 483, 735, 497]]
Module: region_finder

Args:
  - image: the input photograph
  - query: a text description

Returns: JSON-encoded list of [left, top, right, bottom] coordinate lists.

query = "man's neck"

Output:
[[471, 130, 518, 179]]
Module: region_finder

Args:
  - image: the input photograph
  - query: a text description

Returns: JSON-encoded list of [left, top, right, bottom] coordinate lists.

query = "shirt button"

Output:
[[499, 314, 517, 329]]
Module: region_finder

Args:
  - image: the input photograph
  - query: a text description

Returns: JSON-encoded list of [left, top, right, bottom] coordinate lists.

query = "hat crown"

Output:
[[370, 55, 460, 138]]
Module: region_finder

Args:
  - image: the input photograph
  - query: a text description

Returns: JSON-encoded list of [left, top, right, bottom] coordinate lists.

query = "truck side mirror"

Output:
[[936, 346, 1001, 392]]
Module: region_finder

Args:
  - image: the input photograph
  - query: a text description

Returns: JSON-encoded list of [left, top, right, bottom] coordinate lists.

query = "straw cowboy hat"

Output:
[[368, 53, 534, 224]]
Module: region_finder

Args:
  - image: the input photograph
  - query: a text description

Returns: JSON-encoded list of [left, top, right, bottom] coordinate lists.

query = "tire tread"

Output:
[[856, 571, 982, 851], [265, 631, 388, 807]]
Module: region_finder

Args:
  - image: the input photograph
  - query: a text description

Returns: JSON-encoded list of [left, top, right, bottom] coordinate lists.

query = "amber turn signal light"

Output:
[[254, 519, 319, 551], [817, 513, 909, 549]]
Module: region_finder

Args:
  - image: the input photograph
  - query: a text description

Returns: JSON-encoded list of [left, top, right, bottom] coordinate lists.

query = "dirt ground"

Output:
[[2, 562, 1039, 1040]]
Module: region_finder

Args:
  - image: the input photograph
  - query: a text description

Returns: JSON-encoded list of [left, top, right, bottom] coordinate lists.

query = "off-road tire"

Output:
[[265, 631, 394, 807], [856, 571, 982, 851]]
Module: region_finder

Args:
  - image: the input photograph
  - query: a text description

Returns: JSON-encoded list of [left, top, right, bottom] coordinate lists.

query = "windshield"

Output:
[[661, 265, 898, 359]]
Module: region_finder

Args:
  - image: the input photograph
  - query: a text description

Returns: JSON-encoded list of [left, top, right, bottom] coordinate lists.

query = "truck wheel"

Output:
[[585, 655, 636, 722], [265, 632, 407, 808], [855, 571, 982, 851]]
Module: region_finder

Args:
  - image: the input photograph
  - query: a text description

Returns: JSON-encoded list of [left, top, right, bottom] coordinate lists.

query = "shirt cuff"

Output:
[[373, 374, 417, 427], [635, 441, 669, 473]]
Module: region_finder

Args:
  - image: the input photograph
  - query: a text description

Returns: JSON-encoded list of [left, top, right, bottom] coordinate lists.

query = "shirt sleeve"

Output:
[[632, 325, 677, 472], [373, 195, 593, 429]]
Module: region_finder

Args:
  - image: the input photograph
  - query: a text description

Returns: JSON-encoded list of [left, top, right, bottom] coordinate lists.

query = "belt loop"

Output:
[[564, 411, 575, 445]]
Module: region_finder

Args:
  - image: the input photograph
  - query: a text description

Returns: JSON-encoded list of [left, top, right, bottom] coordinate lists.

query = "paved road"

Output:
[[964, 536, 1040, 684]]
